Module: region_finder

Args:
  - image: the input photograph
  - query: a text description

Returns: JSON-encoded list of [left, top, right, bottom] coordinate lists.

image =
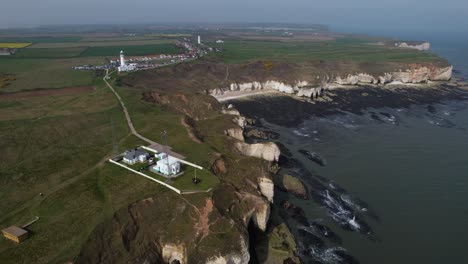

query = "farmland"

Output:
[[82, 43, 180, 57], [0, 58, 102, 92], [13, 47, 87, 58], [212, 38, 446, 64], [28, 38, 174, 48], [0, 43, 32, 48]]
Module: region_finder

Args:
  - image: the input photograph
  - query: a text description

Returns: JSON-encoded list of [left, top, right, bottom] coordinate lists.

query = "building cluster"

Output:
[[122, 148, 181, 176], [73, 38, 210, 72], [0, 48, 17, 56]]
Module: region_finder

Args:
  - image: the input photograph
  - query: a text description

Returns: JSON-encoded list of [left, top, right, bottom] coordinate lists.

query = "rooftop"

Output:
[[2, 226, 28, 237], [124, 149, 149, 160]]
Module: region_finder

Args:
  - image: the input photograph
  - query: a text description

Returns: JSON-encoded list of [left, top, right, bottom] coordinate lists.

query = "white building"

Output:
[[123, 149, 150, 165], [197, 36, 201, 45], [118, 50, 137, 72], [151, 153, 181, 176], [216, 40, 224, 44]]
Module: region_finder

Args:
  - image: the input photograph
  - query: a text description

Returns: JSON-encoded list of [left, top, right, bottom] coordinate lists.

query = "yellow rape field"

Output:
[[0, 42, 32, 48]]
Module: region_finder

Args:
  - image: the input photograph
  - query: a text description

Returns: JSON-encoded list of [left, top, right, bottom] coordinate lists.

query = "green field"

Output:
[[213, 38, 445, 64], [13, 47, 87, 58], [29, 39, 174, 48], [0, 75, 221, 263], [81, 44, 180, 57], [0, 57, 102, 92], [0, 37, 82, 43]]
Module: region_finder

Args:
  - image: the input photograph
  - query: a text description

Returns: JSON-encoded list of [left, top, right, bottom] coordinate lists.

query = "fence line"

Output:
[[108, 159, 182, 194], [141, 145, 204, 170]]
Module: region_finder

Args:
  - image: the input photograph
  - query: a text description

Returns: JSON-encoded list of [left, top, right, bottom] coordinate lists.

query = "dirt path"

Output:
[[103, 72, 156, 145], [180, 117, 202, 144]]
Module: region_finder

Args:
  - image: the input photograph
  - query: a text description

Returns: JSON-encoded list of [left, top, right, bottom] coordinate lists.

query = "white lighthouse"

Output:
[[119, 50, 126, 66], [117, 50, 136, 72]]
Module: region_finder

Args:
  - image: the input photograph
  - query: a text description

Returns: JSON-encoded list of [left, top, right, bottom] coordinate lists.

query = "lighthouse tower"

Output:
[[119, 50, 126, 66]]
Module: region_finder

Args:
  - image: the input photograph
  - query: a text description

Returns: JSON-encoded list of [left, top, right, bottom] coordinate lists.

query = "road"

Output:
[[103, 71, 188, 161], [103, 71, 156, 145]]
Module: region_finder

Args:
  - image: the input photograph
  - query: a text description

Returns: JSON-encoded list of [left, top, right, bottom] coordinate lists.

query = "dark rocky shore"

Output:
[[231, 86, 468, 127], [237, 84, 468, 264]]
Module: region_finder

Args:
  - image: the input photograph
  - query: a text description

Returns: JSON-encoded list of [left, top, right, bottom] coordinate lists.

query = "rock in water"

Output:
[[298, 150, 327, 166], [274, 174, 309, 200]]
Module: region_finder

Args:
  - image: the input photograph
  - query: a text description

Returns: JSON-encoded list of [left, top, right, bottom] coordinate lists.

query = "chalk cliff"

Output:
[[235, 142, 281, 162], [395, 41, 431, 51], [209, 65, 453, 99]]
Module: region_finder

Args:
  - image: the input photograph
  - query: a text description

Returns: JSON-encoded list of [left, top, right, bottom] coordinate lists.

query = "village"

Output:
[[72, 36, 220, 72]]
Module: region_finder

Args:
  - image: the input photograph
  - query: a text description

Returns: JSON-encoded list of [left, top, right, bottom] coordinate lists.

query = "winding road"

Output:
[[103, 71, 156, 145]]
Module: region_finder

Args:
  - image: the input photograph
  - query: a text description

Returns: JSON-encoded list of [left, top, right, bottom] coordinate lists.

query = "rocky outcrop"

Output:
[[235, 142, 281, 162], [233, 116, 247, 128], [206, 235, 250, 264], [274, 174, 309, 200], [162, 244, 187, 264], [395, 42, 430, 51], [225, 127, 245, 141], [239, 192, 271, 231], [258, 177, 274, 203]]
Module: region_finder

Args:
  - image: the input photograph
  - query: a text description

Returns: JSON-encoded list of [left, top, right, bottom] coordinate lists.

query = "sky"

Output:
[[1, 0, 467, 34]]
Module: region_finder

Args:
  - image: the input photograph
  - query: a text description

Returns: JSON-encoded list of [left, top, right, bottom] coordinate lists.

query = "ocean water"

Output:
[[242, 32, 468, 264]]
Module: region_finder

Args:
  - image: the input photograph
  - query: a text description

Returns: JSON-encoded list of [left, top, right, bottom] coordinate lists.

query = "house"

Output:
[[2, 226, 28, 243], [0, 48, 11, 56], [151, 153, 181, 176], [215, 40, 224, 44], [123, 149, 150, 165]]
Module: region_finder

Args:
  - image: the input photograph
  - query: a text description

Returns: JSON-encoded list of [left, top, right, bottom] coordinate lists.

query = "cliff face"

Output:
[[209, 65, 453, 99], [395, 41, 431, 51], [235, 142, 281, 162]]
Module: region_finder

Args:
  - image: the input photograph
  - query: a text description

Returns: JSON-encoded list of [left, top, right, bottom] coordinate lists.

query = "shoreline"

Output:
[[239, 84, 468, 263], [225, 84, 468, 127]]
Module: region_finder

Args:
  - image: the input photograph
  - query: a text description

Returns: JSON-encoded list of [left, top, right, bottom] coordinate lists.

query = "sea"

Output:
[[239, 30, 468, 264]]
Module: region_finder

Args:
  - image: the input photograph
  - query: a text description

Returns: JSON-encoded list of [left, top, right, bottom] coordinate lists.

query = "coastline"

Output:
[[224, 81, 468, 263]]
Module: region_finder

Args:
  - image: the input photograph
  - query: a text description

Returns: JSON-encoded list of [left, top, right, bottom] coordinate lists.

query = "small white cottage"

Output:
[[152, 153, 181, 176], [123, 149, 150, 165]]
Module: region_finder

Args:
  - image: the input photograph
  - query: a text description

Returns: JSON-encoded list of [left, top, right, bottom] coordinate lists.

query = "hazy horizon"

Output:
[[1, 0, 467, 34]]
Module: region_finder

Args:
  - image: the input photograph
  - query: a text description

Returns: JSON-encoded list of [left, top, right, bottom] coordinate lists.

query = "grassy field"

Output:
[[0, 57, 101, 92], [28, 39, 174, 49], [0, 57, 229, 263], [0, 73, 222, 263], [213, 38, 445, 64], [0, 37, 82, 43], [12, 47, 87, 58], [82, 44, 179, 57]]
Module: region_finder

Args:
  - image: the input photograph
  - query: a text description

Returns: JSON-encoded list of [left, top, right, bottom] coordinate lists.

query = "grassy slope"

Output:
[[0, 57, 102, 92], [0, 72, 221, 264]]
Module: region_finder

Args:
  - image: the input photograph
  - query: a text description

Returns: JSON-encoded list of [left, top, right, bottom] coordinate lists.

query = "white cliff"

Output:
[[395, 42, 431, 51], [209, 65, 453, 100], [224, 127, 245, 141], [235, 142, 281, 162], [162, 244, 187, 264], [258, 177, 274, 203], [206, 235, 250, 264]]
